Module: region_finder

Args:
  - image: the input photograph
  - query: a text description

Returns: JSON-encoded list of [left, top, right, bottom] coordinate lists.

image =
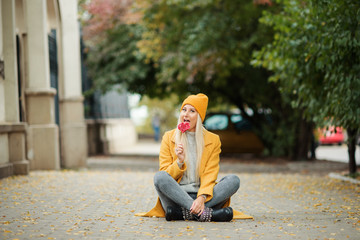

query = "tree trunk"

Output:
[[292, 118, 312, 160], [347, 128, 357, 174]]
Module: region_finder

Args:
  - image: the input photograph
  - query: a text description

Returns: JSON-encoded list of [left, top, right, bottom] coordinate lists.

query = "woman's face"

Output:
[[180, 104, 198, 132]]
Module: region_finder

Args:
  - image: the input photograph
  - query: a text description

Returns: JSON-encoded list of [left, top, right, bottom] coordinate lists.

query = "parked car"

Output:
[[203, 112, 264, 154], [318, 126, 344, 145]]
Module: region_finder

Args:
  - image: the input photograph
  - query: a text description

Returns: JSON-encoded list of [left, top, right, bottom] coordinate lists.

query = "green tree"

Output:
[[136, 0, 313, 158], [80, 0, 163, 96], [80, 0, 314, 159], [253, 0, 360, 173], [85, 23, 158, 95]]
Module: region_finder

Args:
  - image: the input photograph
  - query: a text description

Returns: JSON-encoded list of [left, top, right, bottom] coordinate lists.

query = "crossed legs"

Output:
[[153, 171, 240, 211]]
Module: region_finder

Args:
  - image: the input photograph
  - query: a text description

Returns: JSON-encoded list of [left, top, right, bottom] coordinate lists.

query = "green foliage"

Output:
[[135, 0, 309, 157], [86, 24, 159, 96], [81, 0, 313, 158], [253, 0, 360, 131], [139, 0, 272, 85]]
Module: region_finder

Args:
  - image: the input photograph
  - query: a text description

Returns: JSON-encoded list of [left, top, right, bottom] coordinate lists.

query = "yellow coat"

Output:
[[135, 129, 253, 220]]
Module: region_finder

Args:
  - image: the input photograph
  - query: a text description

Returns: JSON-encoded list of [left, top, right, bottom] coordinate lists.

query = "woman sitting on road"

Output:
[[136, 93, 252, 222]]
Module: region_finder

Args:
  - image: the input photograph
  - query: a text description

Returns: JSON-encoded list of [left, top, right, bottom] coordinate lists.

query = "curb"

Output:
[[328, 172, 360, 184]]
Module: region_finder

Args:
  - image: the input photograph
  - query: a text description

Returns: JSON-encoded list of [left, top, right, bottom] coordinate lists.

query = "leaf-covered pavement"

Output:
[[1, 170, 359, 239]]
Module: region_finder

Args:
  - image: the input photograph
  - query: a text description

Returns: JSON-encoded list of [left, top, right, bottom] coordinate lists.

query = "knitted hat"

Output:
[[181, 93, 208, 122]]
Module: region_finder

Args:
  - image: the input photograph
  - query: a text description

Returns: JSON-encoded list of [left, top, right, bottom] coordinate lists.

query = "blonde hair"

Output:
[[175, 114, 205, 183]]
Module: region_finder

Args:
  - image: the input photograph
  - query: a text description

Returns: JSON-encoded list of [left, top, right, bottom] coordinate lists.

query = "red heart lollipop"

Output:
[[178, 122, 190, 133]]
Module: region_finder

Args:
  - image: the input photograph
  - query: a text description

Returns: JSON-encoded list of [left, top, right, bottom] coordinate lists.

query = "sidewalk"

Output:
[[316, 144, 360, 164], [110, 140, 161, 158], [1, 141, 359, 240], [1, 169, 359, 239]]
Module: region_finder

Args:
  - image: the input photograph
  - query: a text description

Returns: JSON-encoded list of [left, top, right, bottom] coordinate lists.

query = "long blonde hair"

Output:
[[175, 114, 205, 183]]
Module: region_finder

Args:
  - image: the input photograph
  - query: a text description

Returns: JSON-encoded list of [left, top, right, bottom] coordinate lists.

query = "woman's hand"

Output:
[[190, 196, 205, 216], [175, 143, 185, 162]]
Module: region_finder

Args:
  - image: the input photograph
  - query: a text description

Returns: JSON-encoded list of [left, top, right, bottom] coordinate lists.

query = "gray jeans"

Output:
[[154, 171, 240, 211]]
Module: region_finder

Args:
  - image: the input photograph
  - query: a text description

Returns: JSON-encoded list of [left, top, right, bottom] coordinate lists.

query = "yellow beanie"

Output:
[[181, 93, 208, 122]]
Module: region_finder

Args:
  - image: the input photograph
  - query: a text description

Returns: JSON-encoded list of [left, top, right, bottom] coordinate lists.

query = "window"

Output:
[[230, 114, 243, 124], [204, 114, 229, 130]]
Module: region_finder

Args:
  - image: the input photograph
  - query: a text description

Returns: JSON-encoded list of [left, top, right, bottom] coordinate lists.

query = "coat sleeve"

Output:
[[197, 135, 221, 201], [158, 131, 186, 181]]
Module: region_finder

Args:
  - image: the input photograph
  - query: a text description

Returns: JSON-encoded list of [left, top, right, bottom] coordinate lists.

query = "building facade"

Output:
[[0, 0, 87, 178]]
